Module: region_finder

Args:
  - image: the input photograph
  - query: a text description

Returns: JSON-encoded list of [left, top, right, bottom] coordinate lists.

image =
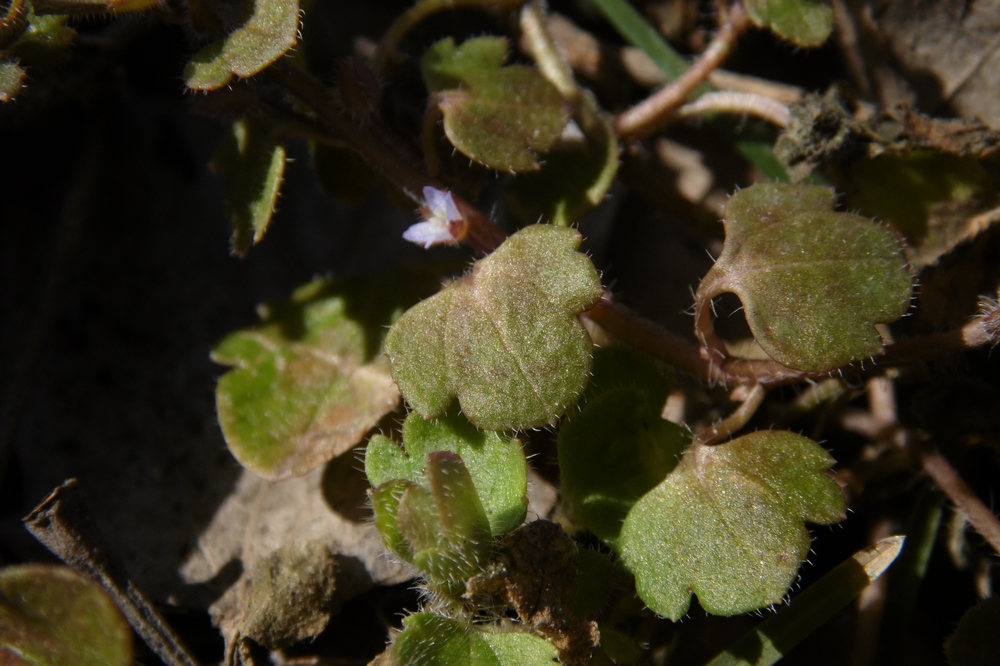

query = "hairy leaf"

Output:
[[213, 276, 431, 480], [422, 36, 568, 172], [214, 117, 285, 256], [385, 224, 603, 431], [559, 347, 689, 545], [392, 613, 558, 666], [0, 565, 132, 666], [371, 452, 494, 592], [744, 0, 833, 47], [620, 431, 846, 620], [366, 410, 527, 536], [183, 0, 299, 90], [695, 182, 912, 372], [0, 59, 24, 102]]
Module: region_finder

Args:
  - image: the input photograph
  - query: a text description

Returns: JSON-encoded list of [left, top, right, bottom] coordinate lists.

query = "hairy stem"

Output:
[[693, 383, 766, 446], [675, 90, 791, 128], [614, 3, 748, 139]]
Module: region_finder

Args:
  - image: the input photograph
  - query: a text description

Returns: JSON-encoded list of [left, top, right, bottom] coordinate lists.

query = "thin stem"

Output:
[[675, 90, 791, 128], [615, 4, 748, 140], [879, 303, 1000, 367], [693, 383, 766, 446], [917, 442, 1000, 557], [23, 479, 200, 666]]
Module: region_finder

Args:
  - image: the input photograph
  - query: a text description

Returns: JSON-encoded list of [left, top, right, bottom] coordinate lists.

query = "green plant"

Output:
[[7, 0, 1000, 664]]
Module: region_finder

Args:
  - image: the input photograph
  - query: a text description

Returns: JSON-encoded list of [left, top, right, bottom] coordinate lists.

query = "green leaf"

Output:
[[744, 0, 833, 47], [421, 37, 569, 172], [392, 613, 558, 666], [366, 410, 527, 536], [183, 0, 299, 91], [506, 109, 619, 227], [384, 452, 494, 591], [0, 564, 132, 666], [708, 536, 904, 666], [695, 182, 913, 372], [559, 346, 689, 545], [213, 275, 432, 480], [385, 224, 603, 431], [586, 0, 688, 79], [213, 117, 285, 256], [620, 431, 846, 620]]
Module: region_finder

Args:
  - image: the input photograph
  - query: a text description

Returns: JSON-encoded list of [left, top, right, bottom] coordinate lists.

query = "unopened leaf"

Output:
[[744, 0, 833, 47], [620, 431, 846, 620], [213, 276, 430, 480], [0, 564, 132, 666], [422, 36, 569, 172], [366, 410, 527, 536], [559, 347, 689, 545], [695, 182, 912, 372], [392, 613, 558, 666], [214, 117, 285, 256], [385, 224, 603, 431], [183, 0, 299, 90], [372, 452, 494, 592]]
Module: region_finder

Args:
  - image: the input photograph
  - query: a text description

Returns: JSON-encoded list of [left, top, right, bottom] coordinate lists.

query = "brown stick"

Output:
[[24, 479, 201, 666]]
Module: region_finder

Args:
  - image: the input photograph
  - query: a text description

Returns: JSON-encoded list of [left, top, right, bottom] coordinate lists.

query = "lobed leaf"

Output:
[[384, 224, 603, 431], [183, 0, 299, 91], [744, 0, 833, 48], [213, 117, 285, 256], [559, 346, 689, 545], [695, 182, 913, 372], [0, 564, 132, 666], [366, 410, 527, 536], [392, 613, 558, 666], [421, 36, 569, 172], [213, 276, 430, 480], [620, 431, 846, 620]]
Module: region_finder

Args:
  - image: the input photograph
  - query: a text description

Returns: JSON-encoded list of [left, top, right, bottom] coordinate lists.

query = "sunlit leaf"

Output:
[[183, 0, 299, 91], [366, 410, 527, 536], [385, 224, 603, 431], [559, 347, 689, 545], [0, 564, 132, 666], [422, 36, 569, 172], [214, 275, 432, 480], [744, 0, 833, 47], [695, 182, 913, 372], [620, 431, 846, 620], [213, 117, 285, 256], [392, 613, 558, 666]]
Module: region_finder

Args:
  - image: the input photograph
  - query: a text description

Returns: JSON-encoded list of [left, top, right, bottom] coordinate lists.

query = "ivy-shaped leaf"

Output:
[[0, 565, 132, 666], [366, 410, 527, 536], [213, 275, 431, 480], [183, 0, 299, 91], [213, 117, 285, 256], [695, 182, 913, 372], [620, 431, 846, 620], [559, 346, 689, 545], [392, 613, 558, 666], [744, 0, 833, 48], [384, 224, 603, 431], [421, 36, 569, 172]]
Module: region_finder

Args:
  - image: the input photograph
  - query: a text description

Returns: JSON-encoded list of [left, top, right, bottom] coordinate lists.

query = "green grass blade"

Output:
[[586, 0, 687, 79]]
